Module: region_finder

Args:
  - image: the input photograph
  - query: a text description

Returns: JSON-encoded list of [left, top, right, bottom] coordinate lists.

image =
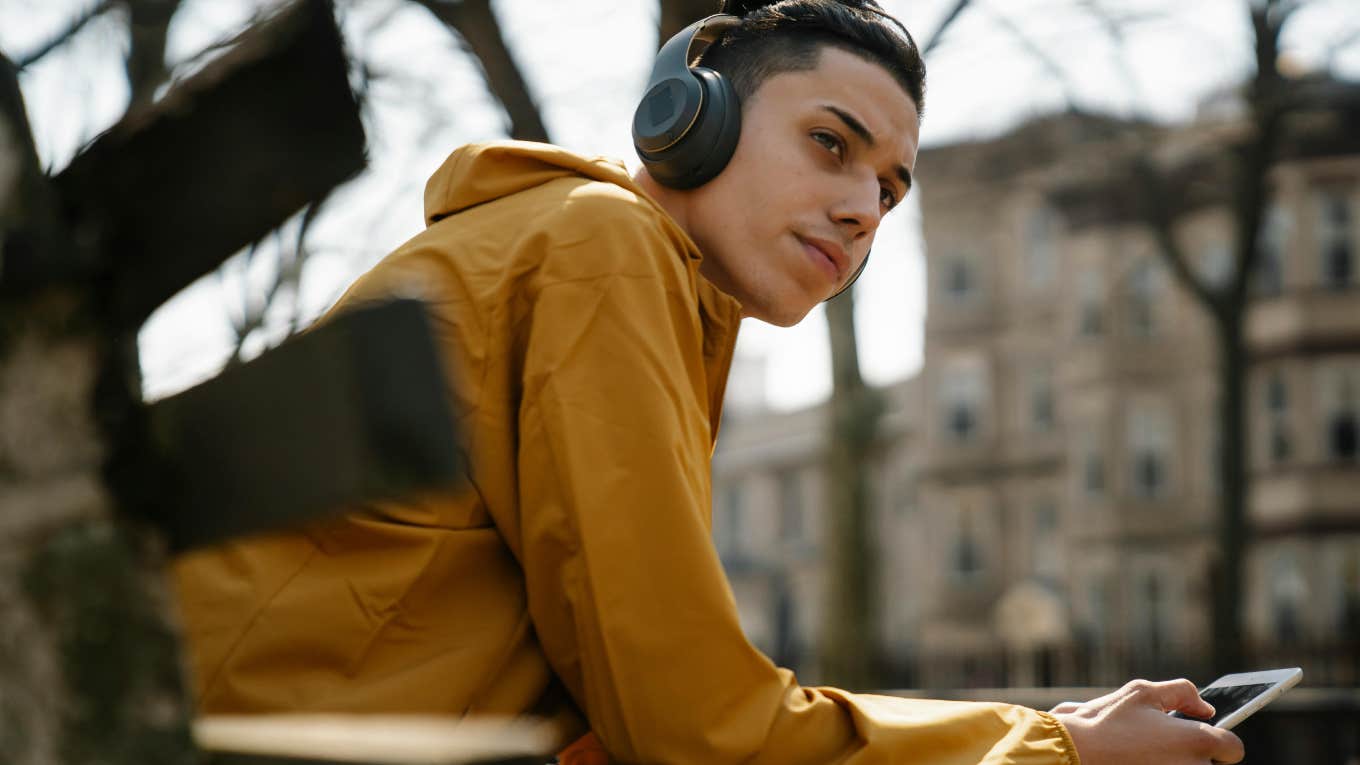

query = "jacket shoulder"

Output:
[[529, 178, 698, 284]]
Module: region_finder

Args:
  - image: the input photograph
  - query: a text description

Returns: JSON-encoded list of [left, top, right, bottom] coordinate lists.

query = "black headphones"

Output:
[[632, 13, 871, 298], [632, 14, 742, 190]]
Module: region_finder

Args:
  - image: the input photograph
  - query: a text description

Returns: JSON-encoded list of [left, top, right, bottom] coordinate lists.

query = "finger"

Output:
[[1203, 725, 1245, 764], [1144, 678, 1215, 718]]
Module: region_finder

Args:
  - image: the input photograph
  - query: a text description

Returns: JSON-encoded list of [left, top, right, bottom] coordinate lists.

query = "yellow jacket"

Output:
[[173, 141, 1078, 765]]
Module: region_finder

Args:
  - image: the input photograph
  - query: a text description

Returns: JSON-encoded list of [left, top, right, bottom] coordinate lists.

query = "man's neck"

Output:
[[632, 167, 691, 236]]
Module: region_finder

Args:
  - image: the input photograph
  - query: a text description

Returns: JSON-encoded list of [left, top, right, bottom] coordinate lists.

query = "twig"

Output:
[[920, 0, 973, 57], [16, 0, 117, 71], [979, 1, 1083, 112]]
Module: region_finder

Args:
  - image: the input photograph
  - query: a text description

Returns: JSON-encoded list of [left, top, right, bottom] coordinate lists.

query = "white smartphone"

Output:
[[1169, 667, 1303, 730]]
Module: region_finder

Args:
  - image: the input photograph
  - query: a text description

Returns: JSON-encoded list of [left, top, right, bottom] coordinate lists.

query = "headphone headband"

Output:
[[646, 14, 740, 90], [633, 15, 742, 189]]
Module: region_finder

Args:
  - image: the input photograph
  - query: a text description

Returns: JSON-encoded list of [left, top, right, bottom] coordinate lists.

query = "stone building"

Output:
[[710, 378, 920, 687], [710, 82, 1360, 690]]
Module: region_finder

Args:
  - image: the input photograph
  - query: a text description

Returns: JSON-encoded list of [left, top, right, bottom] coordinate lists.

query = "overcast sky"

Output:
[[5, 0, 1358, 408]]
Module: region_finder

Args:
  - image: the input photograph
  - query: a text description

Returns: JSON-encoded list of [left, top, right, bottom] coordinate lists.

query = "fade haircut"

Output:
[[699, 0, 926, 119]]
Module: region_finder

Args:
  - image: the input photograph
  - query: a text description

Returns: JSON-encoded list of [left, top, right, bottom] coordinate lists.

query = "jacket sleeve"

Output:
[[514, 218, 1079, 765]]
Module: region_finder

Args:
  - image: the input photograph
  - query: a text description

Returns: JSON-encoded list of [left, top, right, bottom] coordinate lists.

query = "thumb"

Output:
[[1148, 679, 1215, 719]]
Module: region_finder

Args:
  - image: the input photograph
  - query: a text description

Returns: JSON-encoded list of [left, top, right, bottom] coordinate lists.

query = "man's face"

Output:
[[687, 46, 921, 326]]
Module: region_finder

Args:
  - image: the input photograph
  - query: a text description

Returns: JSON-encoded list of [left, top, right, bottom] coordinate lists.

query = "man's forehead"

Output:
[[763, 48, 920, 145]]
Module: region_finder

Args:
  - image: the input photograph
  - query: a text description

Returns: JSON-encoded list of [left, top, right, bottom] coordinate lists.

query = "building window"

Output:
[[1085, 578, 1110, 648], [894, 473, 917, 518], [719, 481, 745, 558], [944, 255, 976, 302], [1255, 202, 1289, 296], [1200, 240, 1233, 289], [1331, 410, 1358, 460], [1134, 571, 1165, 662], [1077, 268, 1104, 337], [948, 403, 977, 441], [954, 508, 984, 581], [1127, 259, 1161, 337], [1318, 190, 1354, 290], [1328, 370, 1359, 462], [1127, 399, 1173, 501], [1084, 451, 1105, 496], [1032, 501, 1060, 580], [1199, 405, 1221, 497], [1028, 364, 1055, 434], [1270, 551, 1307, 644], [1341, 549, 1360, 635], [1266, 372, 1291, 464], [940, 357, 987, 444], [778, 470, 805, 545], [1025, 206, 1059, 291]]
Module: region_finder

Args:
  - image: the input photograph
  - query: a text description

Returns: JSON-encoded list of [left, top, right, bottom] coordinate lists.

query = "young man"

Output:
[[174, 2, 1245, 763]]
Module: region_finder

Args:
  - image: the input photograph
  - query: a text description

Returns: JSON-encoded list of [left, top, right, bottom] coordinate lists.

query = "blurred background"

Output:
[[4, 0, 1359, 760]]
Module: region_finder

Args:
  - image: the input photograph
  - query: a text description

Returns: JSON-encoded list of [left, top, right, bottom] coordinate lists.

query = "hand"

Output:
[[1052, 678, 1245, 765]]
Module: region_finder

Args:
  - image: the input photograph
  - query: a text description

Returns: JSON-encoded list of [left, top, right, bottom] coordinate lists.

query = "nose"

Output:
[[830, 174, 883, 244]]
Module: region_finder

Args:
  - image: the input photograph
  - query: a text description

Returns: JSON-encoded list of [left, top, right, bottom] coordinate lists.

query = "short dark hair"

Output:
[[700, 0, 926, 119]]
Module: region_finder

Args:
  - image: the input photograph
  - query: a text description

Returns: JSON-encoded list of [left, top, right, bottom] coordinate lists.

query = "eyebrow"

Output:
[[820, 104, 914, 194]]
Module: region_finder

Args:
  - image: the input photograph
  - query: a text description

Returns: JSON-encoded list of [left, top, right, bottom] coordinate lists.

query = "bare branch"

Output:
[[1076, 0, 1154, 119], [408, 0, 550, 142], [1129, 157, 1224, 316], [126, 0, 186, 106], [15, 0, 118, 71], [225, 188, 333, 366], [918, 0, 972, 56], [979, 2, 1083, 111]]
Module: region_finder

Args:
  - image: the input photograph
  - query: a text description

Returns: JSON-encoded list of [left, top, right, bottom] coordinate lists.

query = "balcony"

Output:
[[1252, 463, 1360, 535], [1249, 288, 1360, 359]]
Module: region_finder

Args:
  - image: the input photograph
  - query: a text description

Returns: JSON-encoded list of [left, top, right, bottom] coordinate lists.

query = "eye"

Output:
[[811, 130, 845, 159], [880, 185, 899, 212]]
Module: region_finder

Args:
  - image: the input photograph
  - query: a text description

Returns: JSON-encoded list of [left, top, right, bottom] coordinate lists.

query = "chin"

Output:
[[745, 299, 816, 328]]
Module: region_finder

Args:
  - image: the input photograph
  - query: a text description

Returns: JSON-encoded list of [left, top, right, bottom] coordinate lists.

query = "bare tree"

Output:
[[1127, 0, 1300, 675], [997, 0, 1357, 676], [819, 2, 972, 689]]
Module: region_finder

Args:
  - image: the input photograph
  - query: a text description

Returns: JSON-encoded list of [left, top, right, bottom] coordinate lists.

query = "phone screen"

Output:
[[1171, 683, 1273, 726]]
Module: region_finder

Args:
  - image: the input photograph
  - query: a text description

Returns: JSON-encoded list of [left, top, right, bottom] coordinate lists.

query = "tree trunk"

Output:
[[0, 58, 197, 765], [820, 289, 883, 689], [1212, 311, 1248, 676]]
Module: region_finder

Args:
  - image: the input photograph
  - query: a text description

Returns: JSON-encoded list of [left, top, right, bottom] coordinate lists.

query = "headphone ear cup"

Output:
[[638, 67, 741, 189]]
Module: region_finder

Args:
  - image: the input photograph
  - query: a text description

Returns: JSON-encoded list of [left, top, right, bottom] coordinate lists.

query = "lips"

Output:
[[798, 234, 849, 284]]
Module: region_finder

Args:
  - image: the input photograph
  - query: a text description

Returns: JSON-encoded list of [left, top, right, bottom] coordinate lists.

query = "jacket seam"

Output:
[[199, 543, 320, 704]]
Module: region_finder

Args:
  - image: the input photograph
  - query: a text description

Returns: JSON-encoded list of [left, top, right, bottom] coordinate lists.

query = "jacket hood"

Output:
[[424, 140, 650, 226]]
